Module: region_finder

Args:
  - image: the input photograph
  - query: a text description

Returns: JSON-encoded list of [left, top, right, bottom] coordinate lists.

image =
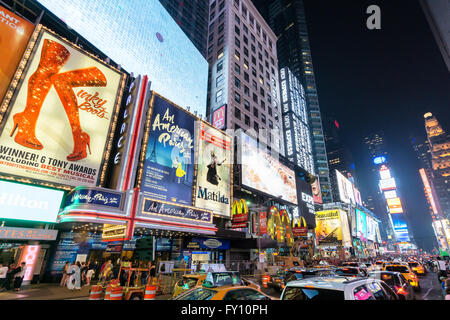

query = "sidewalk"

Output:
[[0, 283, 174, 300]]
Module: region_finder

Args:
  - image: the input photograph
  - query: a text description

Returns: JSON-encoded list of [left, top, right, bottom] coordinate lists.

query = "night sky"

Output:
[[303, 0, 450, 252]]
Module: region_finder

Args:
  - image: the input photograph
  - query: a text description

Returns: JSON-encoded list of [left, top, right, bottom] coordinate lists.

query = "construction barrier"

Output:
[[104, 284, 111, 300], [144, 285, 156, 300], [109, 286, 123, 301], [89, 285, 103, 300], [262, 274, 269, 288]]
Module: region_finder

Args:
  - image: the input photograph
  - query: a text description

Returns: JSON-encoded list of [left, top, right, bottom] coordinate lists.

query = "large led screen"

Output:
[[390, 213, 410, 242], [315, 209, 350, 246], [241, 133, 297, 204], [38, 0, 208, 116], [336, 170, 356, 204], [0, 29, 124, 187], [194, 121, 232, 217], [384, 190, 398, 199], [141, 93, 195, 205], [379, 178, 396, 191], [356, 209, 368, 240], [0, 180, 64, 223]]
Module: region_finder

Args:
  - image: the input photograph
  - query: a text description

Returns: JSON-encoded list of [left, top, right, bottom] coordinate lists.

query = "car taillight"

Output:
[[396, 287, 407, 295]]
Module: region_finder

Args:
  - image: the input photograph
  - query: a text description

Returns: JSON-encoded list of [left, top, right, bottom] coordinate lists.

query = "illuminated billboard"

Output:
[[387, 197, 402, 207], [389, 213, 410, 242], [0, 6, 35, 102], [315, 209, 351, 246], [356, 209, 368, 241], [336, 170, 362, 205], [383, 190, 398, 199], [389, 207, 404, 214], [379, 167, 391, 180], [0, 180, 64, 223], [373, 156, 386, 165], [379, 178, 396, 191], [38, 0, 208, 116], [194, 121, 232, 217], [0, 28, 124, 187], [311, 178, 323, 205], [140, 93, 195, 205], [211, 104, 226, 130], [241, 133, 297, 204]]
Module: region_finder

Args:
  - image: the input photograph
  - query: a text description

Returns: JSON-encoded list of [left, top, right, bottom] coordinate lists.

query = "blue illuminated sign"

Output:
[[373, 156, 386, 165]]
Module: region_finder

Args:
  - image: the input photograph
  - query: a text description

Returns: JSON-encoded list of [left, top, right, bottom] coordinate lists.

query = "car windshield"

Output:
[[304, 270, 335, 278], [375, 262, 383, 265], [385, 266, 409, 273], [408, 262, 418, 267], [178, 277, 199, 289], [173, 288, 216, 300], [378, 273, 396, 286], [343, 262, 358, 267], [282, 287, 345, 300], [335, 268, 359, 275]]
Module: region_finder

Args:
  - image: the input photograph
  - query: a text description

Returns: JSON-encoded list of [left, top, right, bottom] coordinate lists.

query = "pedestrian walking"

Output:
[[80, 262, 88, 286], [148, 261, 156, 285], [436, 257, 447, 281], [0, 263, 8, 291], [13, 262, 27, 292], [60, 261, 70, 287], [66, 262, 81, 290]]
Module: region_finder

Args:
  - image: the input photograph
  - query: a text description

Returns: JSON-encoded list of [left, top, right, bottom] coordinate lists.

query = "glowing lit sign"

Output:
[[387, 197, 402, 207], [373, 156, 386, 165], [384, 190, 397, 199], [0, 180, 64, 223], [0, 227, 58, 240], [389, 207, 403, 214], [419, 168, 439, 215], [18, 245, 41, 282], [379, 178, 396, 191], [379, 168, 391, 180], [212, 104, 226, 130]]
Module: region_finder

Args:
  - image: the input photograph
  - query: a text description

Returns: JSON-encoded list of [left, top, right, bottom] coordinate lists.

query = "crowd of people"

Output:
[[0, 262, 27, 292]]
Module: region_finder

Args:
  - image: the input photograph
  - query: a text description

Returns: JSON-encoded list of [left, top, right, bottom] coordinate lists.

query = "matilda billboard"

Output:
[[315, 210, 343, 245], [0, 28, 125, 188], [194, 121, 232, 217], [0, 6, 35, 102], [140, 93, 195, 205]]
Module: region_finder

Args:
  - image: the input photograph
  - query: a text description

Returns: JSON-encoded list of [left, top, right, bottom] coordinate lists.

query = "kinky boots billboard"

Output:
[[0, 27, 125, 188]]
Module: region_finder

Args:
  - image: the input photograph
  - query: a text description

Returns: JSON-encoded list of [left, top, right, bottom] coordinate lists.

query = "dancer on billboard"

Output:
[[9, 39, 107, 161], [206, 150, 225, 186]]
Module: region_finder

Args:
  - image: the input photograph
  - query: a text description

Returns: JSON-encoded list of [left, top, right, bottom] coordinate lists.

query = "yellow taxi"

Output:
[[172, 274, 207, 298], [383, 263, 420, 292], [407, 261, 426, 275], [172, 271, 274, 300]]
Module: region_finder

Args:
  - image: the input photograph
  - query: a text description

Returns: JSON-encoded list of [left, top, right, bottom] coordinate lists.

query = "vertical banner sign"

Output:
[[0, 29, 124, 187], [311, 179, 323, 204], [194, 121, 231, 217], [212, 104, 226, 130], [141, 93, 195, 205], [0, 7, 35, 102], [18, 245, 41, 282], [231, 199, 248, 228], [259, 212, 267, 235]]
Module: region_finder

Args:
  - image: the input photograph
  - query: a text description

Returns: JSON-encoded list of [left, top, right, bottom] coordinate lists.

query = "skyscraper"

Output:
[[424, 113, 450, 219], [159, 0, 210, 58], [419, 0, 450, 72], [206, 0, 284, 154], [252, 0, 333, 203]]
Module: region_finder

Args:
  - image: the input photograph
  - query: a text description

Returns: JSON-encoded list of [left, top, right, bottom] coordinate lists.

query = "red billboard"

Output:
[[212, 104, 226, 130]]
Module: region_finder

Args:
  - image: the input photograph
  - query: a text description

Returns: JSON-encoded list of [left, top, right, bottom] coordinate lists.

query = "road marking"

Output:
[[422, 287, 432, 300]]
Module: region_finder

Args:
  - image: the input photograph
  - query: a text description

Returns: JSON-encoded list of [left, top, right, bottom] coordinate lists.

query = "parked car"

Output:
[[334, 267, 368, 278], [268, 267, 335, 291]]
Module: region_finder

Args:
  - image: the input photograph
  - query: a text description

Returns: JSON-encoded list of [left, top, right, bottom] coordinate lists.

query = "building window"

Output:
[[235, 50, 240, 61], [235, 63, 241, 75], [235, 25, 240, 35], [260, 87, 264, 96], [251, 67, 256, 77], [244, 47, 249, 57], [253, 108, 258, 118], [235, 14, 240, 25], [244, 85, 249, 96], [261, 101, 265, 110], [218, 35, 224, 46], [261, 114, 266, 124], [234, 0, 239, 9], [268, 107, 272, 116], [245, 115, 250, 126], [252, 80, 257, 90], [217, 48, 224, 60], [251, 44, 256, 52], [242, 5, 247, 18], [244, 99, 250, 111], [244, 72, 249, 82], [243, 24, 248, 34], [216, 74, 224, 87], [243, 36, 248, 44], [218, 23, 224, 34], [269, 119, 273, 129], [219, 12, 225, 23], [243, 59, 249, 70], [235, 37, 240, 48], [254, 121, 259, 132], [235, 106, 241, 119], [252, 93, 258, 103], [216, 89, 223, 102], [207, 45, 213, 55], [234, 76, 241, 89], [234, 91, 241, 103], [217, 59, 223, 72]]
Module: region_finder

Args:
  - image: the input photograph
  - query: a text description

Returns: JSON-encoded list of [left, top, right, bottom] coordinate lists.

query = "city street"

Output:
[[416, 272, 445, 300]]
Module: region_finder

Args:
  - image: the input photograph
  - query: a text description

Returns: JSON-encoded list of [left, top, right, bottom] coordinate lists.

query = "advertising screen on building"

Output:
[[356, 209, 368, 241], [0, 28, 124, 187], [389, 206, 404, 214], [383, 190, 398, 199], [336, 170, 357, 204], [390, 213, 410, 242], [315, 210, 343, 245], [141, 93, 195, 205], [311, 179, 323, 204], [194, 121, 232, 217], [0, 180, 64, 223], [241, 133, 297, 204], [366, 216, 376, 242], [379, 166, 391, 180], [295, 174, 315, 228], [379, 178, 396, 191], [211, 105, 226, 130], [387, 197, 402, 207], [38, 0, 208, 116], [0, 6, 35, 102]]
